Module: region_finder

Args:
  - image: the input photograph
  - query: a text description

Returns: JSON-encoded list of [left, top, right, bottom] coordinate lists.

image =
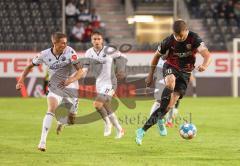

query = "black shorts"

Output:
[[162, 63, 191, 98]]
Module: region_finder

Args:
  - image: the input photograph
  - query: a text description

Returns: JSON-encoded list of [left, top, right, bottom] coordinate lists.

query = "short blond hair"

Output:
[[51, 32, 67, 42]]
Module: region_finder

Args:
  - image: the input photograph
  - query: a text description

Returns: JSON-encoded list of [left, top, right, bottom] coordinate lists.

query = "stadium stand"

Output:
[[0, 0, 62, 51], [185, 0, 240, 51], [132, 0, 173, 15], [0, 0, 239, 51]]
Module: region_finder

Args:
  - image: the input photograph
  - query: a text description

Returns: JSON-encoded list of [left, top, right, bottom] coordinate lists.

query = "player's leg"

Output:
[[149, 81, 164, 115], [156, 91, 180, 136], [149, 100, 161, 116], [175, 99, 180, 108], [166, 99, 180, 127], [66, 97, 78, 125], [38, 95, 59, 151], [136, 73, 176, 145], [190, 73, 197, 97], [104, 100, 124, 139], [142, 73, 175, 131], [56, 97, 79, 135], [165, 72, 190, 128], [166, 93, 180, 122], [94, 95, 112, 136]]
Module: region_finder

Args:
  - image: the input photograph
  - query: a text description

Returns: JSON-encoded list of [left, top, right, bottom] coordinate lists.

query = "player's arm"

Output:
[[193, 33, 212, 72], [146, 39, 168, 87], [146, 50, 162, 87], [59, 51, 89, 87], [16, 52, 44, 90], [16, 63, 35, 90], [114, 52, 128, 80], [60, 63, 87, 87], [197, 43, 212, 72]]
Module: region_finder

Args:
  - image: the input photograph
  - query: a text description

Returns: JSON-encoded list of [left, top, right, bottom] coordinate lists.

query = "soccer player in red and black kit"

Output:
[[136, 20, 212, 145]]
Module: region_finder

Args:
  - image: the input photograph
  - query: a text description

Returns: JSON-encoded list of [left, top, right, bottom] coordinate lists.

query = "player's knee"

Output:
[[47, 107, 56, 113], [93, 101, 104, 110], [178, 90, 186, 99], [165, 75, 176, 89]]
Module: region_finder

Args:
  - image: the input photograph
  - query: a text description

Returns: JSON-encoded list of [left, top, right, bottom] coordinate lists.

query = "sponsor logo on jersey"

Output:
[[186, 44, 192, 50], [61, 57, 66, 61], [71, 55, 77, 61], [49, 61, 69, 70], [174, 51, 192, 58]]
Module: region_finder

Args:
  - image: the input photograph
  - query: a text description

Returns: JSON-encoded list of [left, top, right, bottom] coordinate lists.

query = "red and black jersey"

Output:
[[157, 31, 205, 72]]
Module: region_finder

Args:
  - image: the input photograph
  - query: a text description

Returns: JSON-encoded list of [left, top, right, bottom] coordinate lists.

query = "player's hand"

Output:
[[145, 74, 153, 87], [116, 71, 126, 80], [197, 65, 207, 72], [16, 80, 24, 90], [58, 79, 71, 89]]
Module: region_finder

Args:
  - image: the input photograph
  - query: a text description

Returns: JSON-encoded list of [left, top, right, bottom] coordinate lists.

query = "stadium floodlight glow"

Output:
[[232, 38, 240, 97], [127, 15, 154, 24]]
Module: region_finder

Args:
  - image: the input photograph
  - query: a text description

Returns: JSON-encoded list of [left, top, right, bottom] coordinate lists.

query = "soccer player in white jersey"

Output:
[[16, 32, 85, 151], [82, 31, 125, 138]]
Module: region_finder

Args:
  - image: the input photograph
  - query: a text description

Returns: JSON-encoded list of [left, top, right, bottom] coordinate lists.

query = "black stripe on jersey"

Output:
[[51, 48, 63, 60], [93, 47, 104, 56], [46, 112, 55, 117]]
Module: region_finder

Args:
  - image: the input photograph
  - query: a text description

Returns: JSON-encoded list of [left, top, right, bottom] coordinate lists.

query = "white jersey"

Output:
[[84, 46, 125, 91], [32, 46, 80, 95], [154, 58, 165, 84]]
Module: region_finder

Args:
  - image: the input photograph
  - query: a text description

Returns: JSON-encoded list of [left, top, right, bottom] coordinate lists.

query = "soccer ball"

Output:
[[179, 123, 197, 140]]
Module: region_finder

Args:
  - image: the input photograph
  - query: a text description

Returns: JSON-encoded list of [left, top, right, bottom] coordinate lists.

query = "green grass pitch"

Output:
[[0, 97, 240, 166]]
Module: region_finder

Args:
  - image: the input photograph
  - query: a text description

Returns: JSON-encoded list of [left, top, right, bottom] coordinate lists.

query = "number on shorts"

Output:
[[166, 68, 172, 75], [105, 88, 110, 94]]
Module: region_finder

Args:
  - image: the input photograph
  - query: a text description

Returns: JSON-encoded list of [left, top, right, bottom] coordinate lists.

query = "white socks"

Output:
[[166, 108, 178, 123], [40, 112, 54, 144], [149, 101, 161, 116], [108, 113, 122, 131], [96, 107, 111, 127], [104, 116, 111, 126], [58, 116, 68, 125]]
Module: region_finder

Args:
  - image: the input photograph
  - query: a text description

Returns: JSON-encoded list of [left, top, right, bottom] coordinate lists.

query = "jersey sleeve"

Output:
[[193, 33, 208, 52], [106, 46, 122, 59], [114, 53, 127, 74], [69, 49, 80, 65], [32, 52, 44, 66], [81, 50, 91, 69], [112, 50, 122, 59], [157, 39, 168, 55]]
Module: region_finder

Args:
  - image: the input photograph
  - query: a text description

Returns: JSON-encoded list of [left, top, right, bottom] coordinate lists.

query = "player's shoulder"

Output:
[[188, 31, 200, 39], [64, 46, 76, 54], [188, 31, 204, 45], [103, 45, 115, 53], [161, 34, 174, 45], [85, 47, 93, 52], [85, 47, 93, 57], [40, 48, 52, 57]]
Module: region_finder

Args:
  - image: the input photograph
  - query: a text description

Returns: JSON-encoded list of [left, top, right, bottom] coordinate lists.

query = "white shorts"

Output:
[[95, 84, 116, 102], [96, 84, 115, 97], [47, 91, 79, 114]]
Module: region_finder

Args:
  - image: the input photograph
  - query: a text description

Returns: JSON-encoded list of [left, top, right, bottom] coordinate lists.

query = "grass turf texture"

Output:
[[0, 97, 240, 166]]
